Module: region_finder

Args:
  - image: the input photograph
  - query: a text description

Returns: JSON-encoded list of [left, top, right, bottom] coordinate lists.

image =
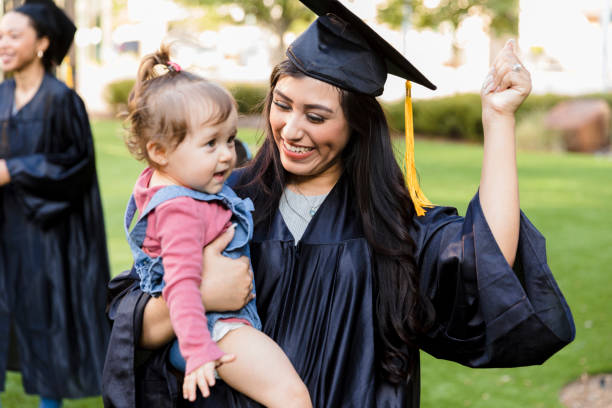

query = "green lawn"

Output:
[[2, 120, 611, 407]]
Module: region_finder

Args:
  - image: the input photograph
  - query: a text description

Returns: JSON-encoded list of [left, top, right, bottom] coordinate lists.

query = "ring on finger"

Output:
[[512, 63, 522, 72]]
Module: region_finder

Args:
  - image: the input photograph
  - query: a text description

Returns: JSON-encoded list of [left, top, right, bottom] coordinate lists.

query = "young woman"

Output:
[[0, 1, 110, 407], [103, 1, 575, 406]]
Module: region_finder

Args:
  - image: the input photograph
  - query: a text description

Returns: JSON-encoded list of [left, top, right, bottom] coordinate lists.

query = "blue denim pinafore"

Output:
[[124, 184, 262, 336]]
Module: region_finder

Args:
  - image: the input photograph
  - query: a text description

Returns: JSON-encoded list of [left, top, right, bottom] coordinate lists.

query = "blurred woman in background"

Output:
[[0, 1, 110, 407]]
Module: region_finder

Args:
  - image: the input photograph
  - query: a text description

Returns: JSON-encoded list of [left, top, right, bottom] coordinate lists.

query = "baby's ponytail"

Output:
[[128, 45, 175, 115], [136, 45, 175, 85], [125, 44, 182, 162]]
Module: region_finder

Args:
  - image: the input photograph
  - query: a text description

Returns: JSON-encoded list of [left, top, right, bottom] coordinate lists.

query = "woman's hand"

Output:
[[481, 39, 532, 120], [183, 354, 236, 401], [200, 225, 254, 312]]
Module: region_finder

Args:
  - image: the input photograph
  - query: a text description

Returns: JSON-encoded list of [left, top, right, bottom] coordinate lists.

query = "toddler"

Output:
[[123, 46, 311, 407]]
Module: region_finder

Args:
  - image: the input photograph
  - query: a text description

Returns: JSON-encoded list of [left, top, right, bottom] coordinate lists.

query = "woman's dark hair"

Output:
[[18, 12, 54, 71], [234, 59, 435, 383]]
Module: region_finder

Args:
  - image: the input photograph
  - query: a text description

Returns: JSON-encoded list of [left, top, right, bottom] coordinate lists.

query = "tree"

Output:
[[2, 0, 24, 13], [178, 0, 314, 62], [378, 0, 519, 65]]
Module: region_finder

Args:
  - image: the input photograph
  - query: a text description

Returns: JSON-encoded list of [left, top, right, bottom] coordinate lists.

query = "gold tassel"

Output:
[[63, 56, 74, 89], [404, 81, 432, 216]]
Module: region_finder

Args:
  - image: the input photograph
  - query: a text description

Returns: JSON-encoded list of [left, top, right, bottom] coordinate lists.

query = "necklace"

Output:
[[292, 185, 326, 216], [279, 188, 329, 244], [282, 193, 311, 224], [282, 188, 327, 225]]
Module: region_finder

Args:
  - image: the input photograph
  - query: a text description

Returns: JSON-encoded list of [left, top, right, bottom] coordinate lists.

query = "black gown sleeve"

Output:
[[5, 90, 96, 223], [102, 269, 184, 408], [415, 191, 575, 367]]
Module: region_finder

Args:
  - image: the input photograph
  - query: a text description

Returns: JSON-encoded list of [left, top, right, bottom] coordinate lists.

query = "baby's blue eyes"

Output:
[[203, 136, 235, 148]]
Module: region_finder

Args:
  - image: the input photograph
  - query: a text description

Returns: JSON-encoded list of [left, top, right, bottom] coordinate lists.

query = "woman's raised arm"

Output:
[[479, 39, 532, 266], [139, 226, 254, 348]]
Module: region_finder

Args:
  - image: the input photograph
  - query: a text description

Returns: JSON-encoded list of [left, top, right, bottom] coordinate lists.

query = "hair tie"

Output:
[[167, 61, 182, 72]]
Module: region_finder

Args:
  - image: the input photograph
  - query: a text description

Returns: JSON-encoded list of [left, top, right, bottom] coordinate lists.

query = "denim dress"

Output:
[[124, 184, 262, 369]]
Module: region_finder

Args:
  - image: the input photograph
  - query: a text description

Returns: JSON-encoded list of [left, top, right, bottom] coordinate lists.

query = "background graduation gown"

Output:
[[0, 74, 111, 398], [102, 172, 574, 408]]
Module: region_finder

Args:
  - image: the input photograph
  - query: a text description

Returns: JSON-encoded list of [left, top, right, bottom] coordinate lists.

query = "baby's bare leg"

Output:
[[216, 326, 312, 408]]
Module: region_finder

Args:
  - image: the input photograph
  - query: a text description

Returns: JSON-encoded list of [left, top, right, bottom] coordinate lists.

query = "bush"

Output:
[[383, 94, 483, 142], [516, 93, 568, 120], [383, 92, 612, 145], [515, 110, 564, 151], [104, 78, 135, 115], [103, 79, 268, 116], [225, 82, 268, 115]]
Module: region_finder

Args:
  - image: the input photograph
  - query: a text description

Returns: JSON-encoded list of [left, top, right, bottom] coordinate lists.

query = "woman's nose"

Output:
[[281, 113, 303, 141]]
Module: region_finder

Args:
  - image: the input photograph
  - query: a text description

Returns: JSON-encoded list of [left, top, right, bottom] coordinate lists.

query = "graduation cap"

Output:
[[288, 0, 435, 215], [15, 0, 76, 66]]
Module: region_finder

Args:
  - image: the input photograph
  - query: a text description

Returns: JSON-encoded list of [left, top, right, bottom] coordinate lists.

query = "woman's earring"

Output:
[[37, 50, 43, 58]]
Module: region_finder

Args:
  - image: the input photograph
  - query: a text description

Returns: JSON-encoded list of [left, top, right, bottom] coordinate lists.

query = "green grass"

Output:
[[2, 120, 611, 407]]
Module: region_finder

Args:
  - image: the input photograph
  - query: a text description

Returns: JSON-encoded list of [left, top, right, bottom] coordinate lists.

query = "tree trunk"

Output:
[[444, 31, 464, 68], [270, 20, 289, 65], [3, 0, 25, 12]]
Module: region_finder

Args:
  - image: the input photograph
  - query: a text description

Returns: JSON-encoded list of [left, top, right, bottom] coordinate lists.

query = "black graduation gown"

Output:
[[0, 74, 111, 398], [102, 173, 574, 408]]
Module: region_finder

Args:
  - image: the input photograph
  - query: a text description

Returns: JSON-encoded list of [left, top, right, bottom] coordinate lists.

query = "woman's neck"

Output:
[[287, 162, 343, 196]]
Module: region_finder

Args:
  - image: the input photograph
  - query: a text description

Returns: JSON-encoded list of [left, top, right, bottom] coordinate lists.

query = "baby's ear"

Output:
[[146, 141, 168, 167]]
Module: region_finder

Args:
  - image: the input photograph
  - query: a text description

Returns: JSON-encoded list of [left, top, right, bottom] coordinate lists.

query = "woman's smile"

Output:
[[0, 52, 15, 64], [281, 139, 316, 159]]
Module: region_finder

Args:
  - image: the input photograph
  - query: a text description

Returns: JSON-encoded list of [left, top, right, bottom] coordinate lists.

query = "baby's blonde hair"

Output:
[[125, 44, 236, 167]]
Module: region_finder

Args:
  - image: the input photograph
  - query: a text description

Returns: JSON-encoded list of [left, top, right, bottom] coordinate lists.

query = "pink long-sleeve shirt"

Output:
[[133, 168, 230, 374]]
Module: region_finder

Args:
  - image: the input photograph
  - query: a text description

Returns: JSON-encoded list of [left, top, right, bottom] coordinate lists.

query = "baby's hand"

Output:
[[183, 354, 236, 401]]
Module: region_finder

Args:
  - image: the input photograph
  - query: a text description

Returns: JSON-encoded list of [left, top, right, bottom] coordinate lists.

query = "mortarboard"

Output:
[[289, 0, 435, 215], [15, 0, 76, 66]]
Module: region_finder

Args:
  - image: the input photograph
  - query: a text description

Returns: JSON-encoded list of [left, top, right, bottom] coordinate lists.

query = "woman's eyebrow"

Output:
[[274, 89, 333, 113], [273, 89, 292, 102], [304, 103, 333, 113]]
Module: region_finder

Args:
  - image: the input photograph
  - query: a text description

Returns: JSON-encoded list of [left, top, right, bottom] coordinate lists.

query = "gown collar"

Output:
[[0, 73, 51, 120], [254, 172, 365, 245]]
